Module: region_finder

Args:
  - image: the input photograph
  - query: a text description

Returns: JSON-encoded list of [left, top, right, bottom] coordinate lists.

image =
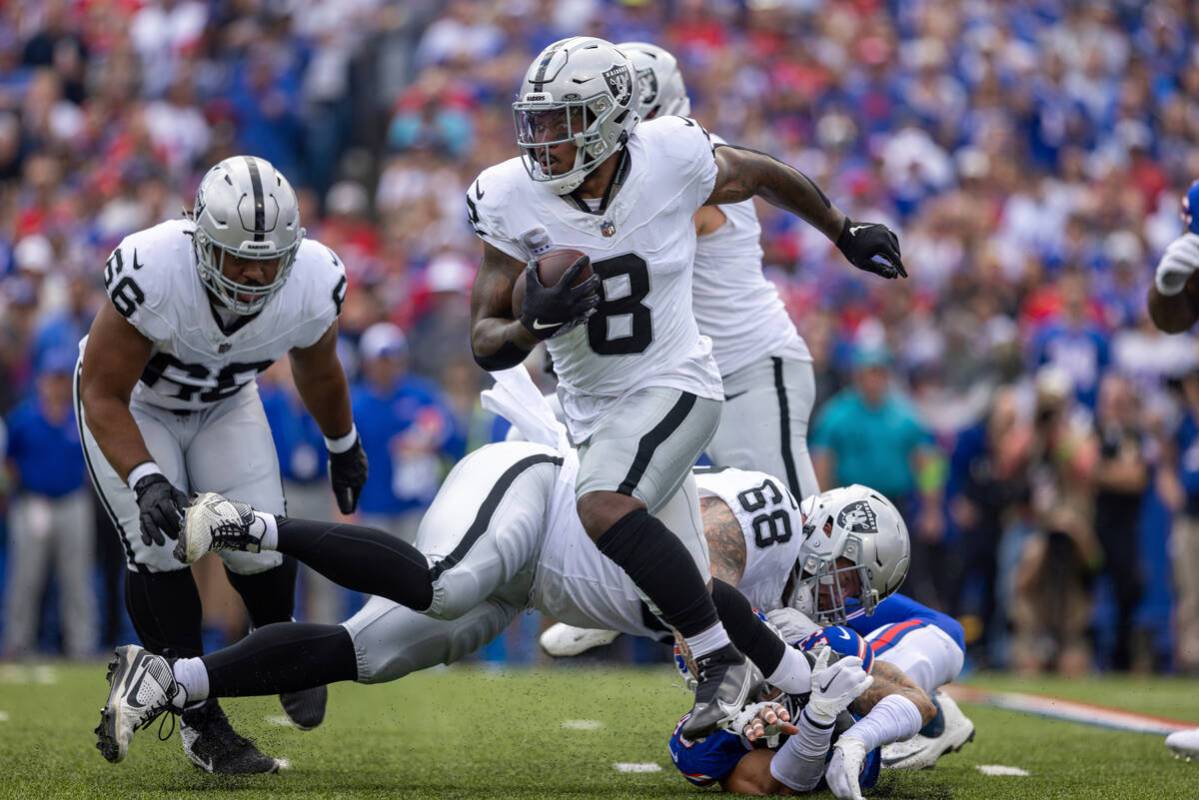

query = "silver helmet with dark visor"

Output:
[[785, 485, 911, 625], [190, 156, 304, 315], [513, 37, 640, 196]]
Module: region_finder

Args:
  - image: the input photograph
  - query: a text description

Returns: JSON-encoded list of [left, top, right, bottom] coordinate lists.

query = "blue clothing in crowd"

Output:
[[259, 383, 328, 484], [7, 397, 85, 497], [1030, 322, 1111, 409], [352, 376, 464, 516]]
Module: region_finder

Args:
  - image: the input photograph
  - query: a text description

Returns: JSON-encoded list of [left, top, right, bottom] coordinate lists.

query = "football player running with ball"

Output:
[[467, 37, 905, 739], [82, 156, 367, 773], [543, 40, 829, 661]]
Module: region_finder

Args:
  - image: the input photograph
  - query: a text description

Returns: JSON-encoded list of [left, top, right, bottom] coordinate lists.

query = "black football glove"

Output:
[[328, 436, 368, 514], [835, 218, 907, 279], [518, 256, 601, 340], [133, 473, 188, 547]]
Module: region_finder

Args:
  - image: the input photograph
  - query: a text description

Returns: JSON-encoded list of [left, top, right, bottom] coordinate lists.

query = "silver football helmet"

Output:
[[513, 37, 640, 195], [785, 485, 910, 625], [190, 156, 304, 315], [620, 42, 690, 120]]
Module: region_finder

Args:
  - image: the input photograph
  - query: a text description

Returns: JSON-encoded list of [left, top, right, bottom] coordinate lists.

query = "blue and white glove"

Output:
[[805, 650, 873, 726]]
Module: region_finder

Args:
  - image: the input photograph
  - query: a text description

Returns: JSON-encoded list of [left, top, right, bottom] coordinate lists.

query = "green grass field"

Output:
[[0, 662, 1196, 799]]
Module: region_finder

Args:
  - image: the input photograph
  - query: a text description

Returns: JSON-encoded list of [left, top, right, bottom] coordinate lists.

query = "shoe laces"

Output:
[[210, 519, 251, 549], [137, 682, 182, 742]]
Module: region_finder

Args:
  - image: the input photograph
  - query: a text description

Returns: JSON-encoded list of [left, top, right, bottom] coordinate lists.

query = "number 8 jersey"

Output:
[[469, 115, 724, 442], [84, 218, 347, 411]]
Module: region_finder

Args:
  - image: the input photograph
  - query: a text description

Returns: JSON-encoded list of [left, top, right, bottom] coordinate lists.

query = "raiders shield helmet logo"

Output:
[[603, 64, 633, 107], [836, 500, 879, 534], [636, 67, 659, 109]]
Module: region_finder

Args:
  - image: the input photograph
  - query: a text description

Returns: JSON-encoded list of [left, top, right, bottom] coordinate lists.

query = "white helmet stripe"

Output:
[[243, 156, 266, 242]]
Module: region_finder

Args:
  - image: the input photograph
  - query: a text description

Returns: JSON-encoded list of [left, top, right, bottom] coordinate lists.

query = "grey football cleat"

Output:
[[176, 492, 262, 563], [95, 645, 178, 763], [680, 645, 764, 740], [539, 623, 622, 657]]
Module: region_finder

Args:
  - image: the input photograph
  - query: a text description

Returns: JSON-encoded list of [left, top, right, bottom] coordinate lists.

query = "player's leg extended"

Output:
[[186, 596, 519, 697], [182, 442, 559, 618], [706, 356, 819, 502], [96, 596, 522, 764], [574, 388, 769, 737], [185, 385, 325, 729]]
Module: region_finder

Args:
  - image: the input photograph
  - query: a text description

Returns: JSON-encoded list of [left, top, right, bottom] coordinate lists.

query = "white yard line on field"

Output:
[[977, 765, 1030, 777], [946, 685, 1194, 736], [562, 719, 603, 730]]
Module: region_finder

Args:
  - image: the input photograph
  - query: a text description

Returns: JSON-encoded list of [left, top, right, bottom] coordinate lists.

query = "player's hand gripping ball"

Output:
[[511, 249, 599, 340]]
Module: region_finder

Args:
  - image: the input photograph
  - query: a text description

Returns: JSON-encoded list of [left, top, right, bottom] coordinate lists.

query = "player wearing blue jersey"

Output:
[[669, 626, 934, 797]]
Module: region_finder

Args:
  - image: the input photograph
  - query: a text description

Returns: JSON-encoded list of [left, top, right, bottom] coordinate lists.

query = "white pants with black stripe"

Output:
[[573, 387, 721, 513], [75, 366, 285, 574], [343, 441, 562, 680], [707, 356, 819, 503]]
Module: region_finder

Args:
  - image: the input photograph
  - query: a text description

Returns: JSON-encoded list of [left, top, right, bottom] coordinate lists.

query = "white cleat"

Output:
[[95, 645, 178, 763], [826, 736, 868, 800], [881, 692, 975, 770], [1166, 729, 1199, 761], [539, 623, 622, 657], [176, 492, 260, 564]]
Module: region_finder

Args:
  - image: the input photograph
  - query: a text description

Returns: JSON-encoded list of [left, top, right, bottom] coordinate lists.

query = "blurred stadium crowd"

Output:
[[1, 0, 1198, 676]]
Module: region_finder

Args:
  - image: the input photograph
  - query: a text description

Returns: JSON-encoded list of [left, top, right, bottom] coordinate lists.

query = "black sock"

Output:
[[224, 557, 299, 628], [594, 508, 719, 638], [711, 578, 785, 675], [275, 517, 433, 611], [920, 694, 946, 738], [203, 623, 358, 697], [124, 568, 204, 657]]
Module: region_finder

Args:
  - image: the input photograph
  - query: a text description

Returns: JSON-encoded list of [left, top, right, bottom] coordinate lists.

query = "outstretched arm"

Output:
[[708, 144, 905, 279]]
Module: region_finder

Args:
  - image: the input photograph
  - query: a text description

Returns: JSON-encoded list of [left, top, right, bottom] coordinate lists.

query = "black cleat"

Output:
[[95, 645, 178, 763], [280, 685, 327, 731], [180, 700, 281, 774], [679, 645, 763, 740]]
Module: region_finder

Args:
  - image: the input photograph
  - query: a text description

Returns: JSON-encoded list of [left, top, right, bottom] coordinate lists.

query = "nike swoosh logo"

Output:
[[475, 182, 485, 200], [849, 225, 869, 235], [532, 319, 563, 331], [818, 674, 837, 693], [124, 658, 151, 709], [724, 390, 748, 401]]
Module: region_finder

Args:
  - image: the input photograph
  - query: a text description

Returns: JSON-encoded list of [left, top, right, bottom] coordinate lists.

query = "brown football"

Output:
[[511, 248, 591, 317]]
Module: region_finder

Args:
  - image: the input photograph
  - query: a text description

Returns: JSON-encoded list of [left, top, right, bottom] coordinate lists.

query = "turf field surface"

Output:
[[0, 662, 1196, 799]]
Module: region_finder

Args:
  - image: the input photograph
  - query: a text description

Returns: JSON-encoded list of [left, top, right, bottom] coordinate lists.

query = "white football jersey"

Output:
[[531, 464, 803, 636], [692, 134, 811, 377], [469, 115, 723, 443], [83, 218, 346, 411], [694, 467, 804, 612]]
